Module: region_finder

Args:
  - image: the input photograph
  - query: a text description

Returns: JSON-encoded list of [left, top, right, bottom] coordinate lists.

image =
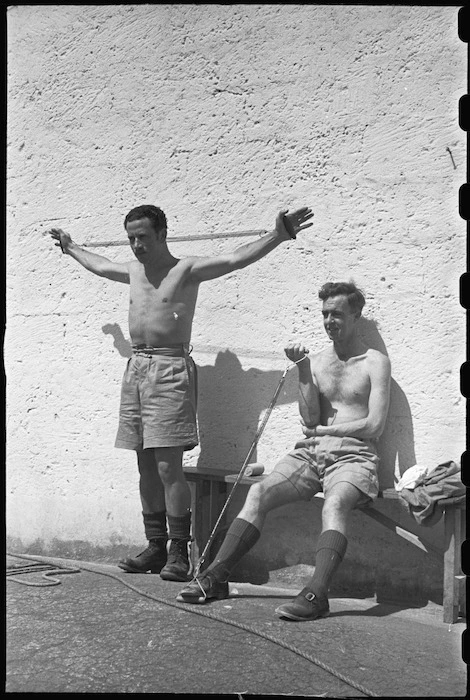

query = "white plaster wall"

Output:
[[6, 4, 465, 551]]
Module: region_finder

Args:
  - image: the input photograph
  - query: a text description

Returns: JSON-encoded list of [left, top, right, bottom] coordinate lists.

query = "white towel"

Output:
[[395, 464, 430, 492]]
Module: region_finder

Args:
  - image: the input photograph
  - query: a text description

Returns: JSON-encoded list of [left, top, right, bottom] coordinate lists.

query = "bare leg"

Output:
[[154, 446, 191, 516], [276, 481, 363, 621], [177, 473, 303, 602], [237, 472, 305, 530], [309, 481, 363, 596], [137, 449, 166, 514], [155, 446, 192, 581], [118, 449, 168, 574], [321, 481, 363, 535]]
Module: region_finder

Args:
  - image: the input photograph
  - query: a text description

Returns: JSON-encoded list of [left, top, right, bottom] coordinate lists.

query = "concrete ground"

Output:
[[6, 552, 467, 697]]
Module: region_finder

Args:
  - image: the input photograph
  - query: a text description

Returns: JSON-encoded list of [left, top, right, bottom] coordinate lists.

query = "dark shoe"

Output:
[[159, 538, 191, 582], [176, 573, 229, 604], [118, 539, 167, 574], [275, 588, 330, 621]]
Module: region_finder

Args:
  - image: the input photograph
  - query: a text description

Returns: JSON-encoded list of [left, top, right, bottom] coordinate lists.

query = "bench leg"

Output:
[[443, 507, 465, 624], [189, 479, 228, 569]]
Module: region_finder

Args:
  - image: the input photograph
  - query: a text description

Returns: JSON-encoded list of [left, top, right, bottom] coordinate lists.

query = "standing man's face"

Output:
[[126, 218, 163, 261], [322, 295, 359, 343]]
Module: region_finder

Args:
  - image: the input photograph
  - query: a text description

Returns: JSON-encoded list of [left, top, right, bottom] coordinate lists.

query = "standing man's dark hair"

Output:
[[318, 281, 366, 315], [124, 205, 168, 239]]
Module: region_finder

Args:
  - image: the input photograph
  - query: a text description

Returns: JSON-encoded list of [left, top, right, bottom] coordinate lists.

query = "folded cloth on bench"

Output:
[[398, 460, 465, 526], [395, 464, 430, 491]]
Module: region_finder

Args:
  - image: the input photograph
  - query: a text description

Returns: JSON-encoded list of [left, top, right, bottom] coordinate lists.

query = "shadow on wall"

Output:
[[102, 323, 133, 358], [196, 350, 298, 470], [358, 317, 416, 488], [101, 319, 417, 485], [100, 324, 299, 470]]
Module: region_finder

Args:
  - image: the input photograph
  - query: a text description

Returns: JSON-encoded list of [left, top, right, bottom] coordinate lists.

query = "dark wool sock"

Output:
[[143, 511, 167, 541], [167, 511, 191, 541], [307, 530, 348, 597], [204, 518, 261, 581]]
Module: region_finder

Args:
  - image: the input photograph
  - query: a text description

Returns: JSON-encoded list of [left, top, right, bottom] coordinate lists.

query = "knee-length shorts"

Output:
[[114, 345, 198, 452], [272, 435, 380, 507]]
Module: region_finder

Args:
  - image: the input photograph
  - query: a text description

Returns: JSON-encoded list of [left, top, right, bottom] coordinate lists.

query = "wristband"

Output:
[[282, 214, 297, 239]]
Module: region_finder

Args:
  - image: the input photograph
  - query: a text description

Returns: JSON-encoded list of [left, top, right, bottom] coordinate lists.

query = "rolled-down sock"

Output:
[[143, 511, 168, 542]]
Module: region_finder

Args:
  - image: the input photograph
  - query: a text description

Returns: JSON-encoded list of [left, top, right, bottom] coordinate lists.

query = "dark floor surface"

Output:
[[5, 553, 468, 697]]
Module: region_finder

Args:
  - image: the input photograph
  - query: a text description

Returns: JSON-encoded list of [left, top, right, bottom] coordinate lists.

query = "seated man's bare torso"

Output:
[[311, 346, 376, 427]]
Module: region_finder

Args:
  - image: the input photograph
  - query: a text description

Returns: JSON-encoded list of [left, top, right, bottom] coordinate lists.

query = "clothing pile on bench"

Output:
[[395, 460, 465, 526]]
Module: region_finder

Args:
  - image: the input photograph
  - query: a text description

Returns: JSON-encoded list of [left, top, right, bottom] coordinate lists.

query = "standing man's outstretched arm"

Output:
[[48, 228, 130, 283], [185, 208, 313, 282]]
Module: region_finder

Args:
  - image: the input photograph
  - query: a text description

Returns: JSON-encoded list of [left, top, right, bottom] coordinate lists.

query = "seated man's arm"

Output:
[[313, 352, 391, 440], [185, 208, 313, 282], [285, 344, 321, 428]]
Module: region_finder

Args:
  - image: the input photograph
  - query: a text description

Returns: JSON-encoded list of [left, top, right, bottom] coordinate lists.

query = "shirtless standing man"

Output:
[[48, 205, 313, 582], [177, 281, 391, 620]]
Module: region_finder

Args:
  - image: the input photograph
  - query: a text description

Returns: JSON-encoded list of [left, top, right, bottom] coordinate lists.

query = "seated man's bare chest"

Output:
[[317, 355, 371, 406]]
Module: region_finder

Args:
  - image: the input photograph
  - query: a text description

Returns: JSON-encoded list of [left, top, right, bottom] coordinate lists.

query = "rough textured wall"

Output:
[[6, 5, 465, 562]]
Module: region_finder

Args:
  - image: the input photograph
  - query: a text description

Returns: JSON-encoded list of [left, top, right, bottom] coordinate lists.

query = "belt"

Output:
[[132, 344, 191, 357]]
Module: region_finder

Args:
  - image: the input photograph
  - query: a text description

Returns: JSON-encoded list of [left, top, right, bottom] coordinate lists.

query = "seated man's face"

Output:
[[321, 295, 358, 343]]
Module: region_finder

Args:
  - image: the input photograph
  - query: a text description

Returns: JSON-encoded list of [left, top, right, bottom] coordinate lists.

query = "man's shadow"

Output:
[[102, 323, 133, 358], [357, 317, 416, 487], [196, 350, 298, 470], [100, 325, 298, 472], [101, 318, 416, 486]]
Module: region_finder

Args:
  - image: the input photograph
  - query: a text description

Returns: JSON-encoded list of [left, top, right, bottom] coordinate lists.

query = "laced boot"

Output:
[[118, 538, 168, 574], [159, 538, 191, 582]]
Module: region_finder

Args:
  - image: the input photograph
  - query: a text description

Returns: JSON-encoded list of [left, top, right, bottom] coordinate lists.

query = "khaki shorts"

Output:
[[272, 435, 379, 507], [114, 345, 198, 451]]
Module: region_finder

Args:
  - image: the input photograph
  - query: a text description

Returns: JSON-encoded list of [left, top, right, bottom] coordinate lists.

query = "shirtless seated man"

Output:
[[48, 205, 313, 582], [177, 281, 391, 620]]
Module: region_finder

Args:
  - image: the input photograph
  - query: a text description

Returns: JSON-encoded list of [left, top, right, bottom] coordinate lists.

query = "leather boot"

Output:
[[159, 538, 191, 581], [118, 537, 168, 574]]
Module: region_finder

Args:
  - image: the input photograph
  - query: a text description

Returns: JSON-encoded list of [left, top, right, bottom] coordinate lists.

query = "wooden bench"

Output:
[[183, 464, 466, 624]]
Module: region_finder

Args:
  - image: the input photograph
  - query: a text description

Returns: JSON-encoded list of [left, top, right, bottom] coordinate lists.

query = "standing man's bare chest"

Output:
[[129, 262, 196, 308]]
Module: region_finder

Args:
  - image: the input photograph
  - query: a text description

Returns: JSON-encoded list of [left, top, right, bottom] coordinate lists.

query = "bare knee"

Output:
[[155, 447, 184, 485], [157, 461, 182, 485], [322, 486, 361, 532], [240, 477, 293, 519]]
